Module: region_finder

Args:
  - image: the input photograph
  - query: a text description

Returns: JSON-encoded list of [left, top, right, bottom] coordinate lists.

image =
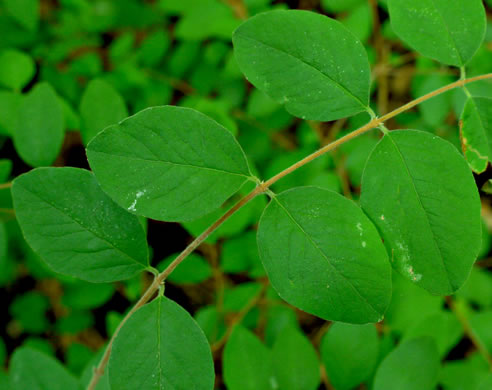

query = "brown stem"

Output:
[[86, 73, 492, 389], [0, 182, 12, 190]]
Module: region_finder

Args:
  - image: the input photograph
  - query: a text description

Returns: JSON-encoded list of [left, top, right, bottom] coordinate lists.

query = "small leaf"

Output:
[[0, 49, 35, 90], [87, 106, 251, 222], [321, 323, 379, 390], [13, 82, 64, 167], [388, 0, 486, 66], [0, 91, 22, 136], [4, 0, 40, 31], [156, 252, 212, 284], [12, 167, 149, 282], [272, 326, 321, 390], [223, 326, 273, 390], [361, 130, 482, 294], [10, 347, 78, 390], [232, 10, 371, 121], [373, 337, 440, 390], [79, 79, 128, 145], [109, 297, 214, 390], [460, 97, 492, 173], [257, 186, 392, 324]]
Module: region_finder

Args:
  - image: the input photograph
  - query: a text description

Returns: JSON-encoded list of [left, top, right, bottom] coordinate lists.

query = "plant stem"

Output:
[[86, 72, 492, 390], [0, 182, 12, 190]]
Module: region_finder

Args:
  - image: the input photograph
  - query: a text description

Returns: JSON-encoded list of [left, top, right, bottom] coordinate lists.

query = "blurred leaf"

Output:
[[9, 291, 50, 334], [321, 323, 379, 390], [13, 82, 64, 167], [157, 252, 212, 284], [4, 0, 40, 31], [0, 49, 35, 90]]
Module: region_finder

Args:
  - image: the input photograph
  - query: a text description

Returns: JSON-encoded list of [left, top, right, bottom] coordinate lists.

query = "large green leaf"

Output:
[[232, 10, 371, 121], [321, 323, 379, 390], [87, 106, 252, 222], [223, 326, 273, 390], [272, 326, 320, 390], [257, 186, 392, 324], [79, 79, 128, 145], [373, 337, 440, 390], [10, 347, 78, 390], [12, 167, 149, 282], [460, 97, 492, 173], [360, 130, 481, 294], [13, 82, 64, 167], [388, 0, 486, 66], [109, 297, 214, 390]]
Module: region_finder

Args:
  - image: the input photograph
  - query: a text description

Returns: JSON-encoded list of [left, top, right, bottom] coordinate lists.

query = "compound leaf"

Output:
[[13, 82, 64, 167], [361, 130, 482, 295], [388, 0, 486, 66], [87, 106, 251, 222], [223, 326, 273, 390], [109, 297, 214, 390], [79, 79, 128, 145], [321, 323, 379, 390], [272, 326, 320, 390], [10, 347, 78, 390], [12, 167, 149, 283], [257, 186, 392, 324], [460, 96, 492, 173], [373, 337, 440, 390], [232, 10, 371, 121]]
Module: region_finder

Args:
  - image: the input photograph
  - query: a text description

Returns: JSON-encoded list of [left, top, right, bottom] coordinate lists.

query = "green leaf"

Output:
[[478, 374, 492, 390], [12, 167, 149, 282], [0, 91, 22, 136], [0, 49, 35, 91], [257, 186, 392, 324], [232, 10, 371, 121], [10, 347, 78, 390], [388, 0, 486, 66], [223, 326, 274, 390], [321, 0, 365, 13], [4, 0, 40, 31], [272, 327, 320, 390], [109, 297, 214, 390], [374, 337, 440, 390], [360, 130, 481, 295], [79, 79, 128, 145], [321, 323, 379, 390], [87, 106, 252, 222], [402, 311, 462, 358], [13, 82, 64, 167], [460, 97, 492, 173]]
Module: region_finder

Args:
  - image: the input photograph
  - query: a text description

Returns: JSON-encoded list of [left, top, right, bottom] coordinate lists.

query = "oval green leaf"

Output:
[[13, 82, 64, 167], [87, 106, 252, 222], [360, 130, 482, 295], [373, 337, 440, 390], [321, 323, 379, 390], [0, 49, 35, 91], [12, 167, 149, 282], [257, 186, 392, 324], [109, 297, 214, 390], [272, 326, 321, 390], [388, 0, 486, 66], [232, 10, 371, 121], [461, 96, 492, 173], [223, 326, 273, 390], [10, 347, 78, 390], [79, 79, 128, 145]]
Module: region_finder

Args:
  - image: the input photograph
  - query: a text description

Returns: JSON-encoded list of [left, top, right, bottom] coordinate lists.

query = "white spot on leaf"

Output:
[[128, 190, 146, 212]]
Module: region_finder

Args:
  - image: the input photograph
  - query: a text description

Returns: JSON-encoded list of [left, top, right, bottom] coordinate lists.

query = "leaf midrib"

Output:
[[386, 134, 453, 291], [18, 183, 148, 269], [272, 196, 381, 318], [235, 32, 368, 109]]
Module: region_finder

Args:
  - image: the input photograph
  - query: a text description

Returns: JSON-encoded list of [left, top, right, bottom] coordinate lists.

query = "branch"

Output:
[[86, 72, 492, 390]]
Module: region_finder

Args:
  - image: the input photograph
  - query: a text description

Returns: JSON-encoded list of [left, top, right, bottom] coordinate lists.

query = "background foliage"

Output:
[[0, 0, 492, 389]]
